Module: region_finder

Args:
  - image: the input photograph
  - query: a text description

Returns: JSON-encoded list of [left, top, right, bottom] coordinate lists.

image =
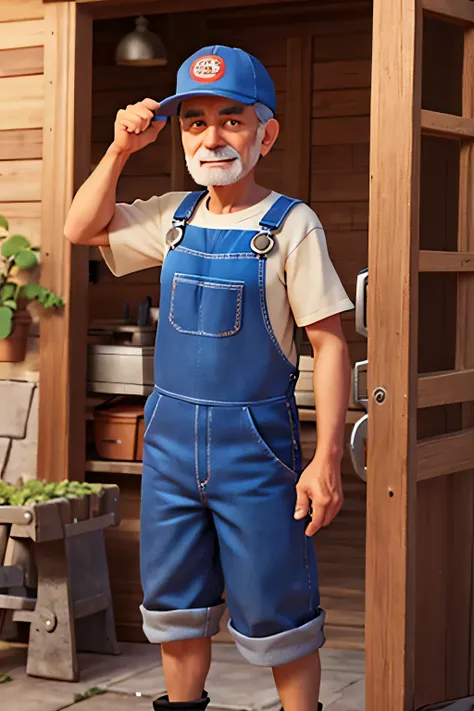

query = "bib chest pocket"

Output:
[[170, 273, 244, 338]]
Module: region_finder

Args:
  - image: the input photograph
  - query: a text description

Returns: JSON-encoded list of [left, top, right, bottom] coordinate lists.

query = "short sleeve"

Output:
[[100, 196, 165, 277], [286, 226, 354, 327]]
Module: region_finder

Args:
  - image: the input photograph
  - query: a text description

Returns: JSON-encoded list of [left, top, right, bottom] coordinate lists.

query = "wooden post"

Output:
[[38, 2, 92, 483], [365, 0, 422, 710], [459, 26, 474, 696], [68, 530, 120, 655], [283, 36, 312, 201], [27, 538, 78, 681]]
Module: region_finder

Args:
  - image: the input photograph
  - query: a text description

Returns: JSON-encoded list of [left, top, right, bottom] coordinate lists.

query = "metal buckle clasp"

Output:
[[250, 229, 275, 257], [166, 219, 186, 250]]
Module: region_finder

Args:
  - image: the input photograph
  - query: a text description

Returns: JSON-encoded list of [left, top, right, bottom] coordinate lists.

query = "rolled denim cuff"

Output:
[[229, 608, 326, 667], [141, 603, 226, 643]]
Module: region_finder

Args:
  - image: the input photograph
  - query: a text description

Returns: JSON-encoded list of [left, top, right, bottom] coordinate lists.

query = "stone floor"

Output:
[[0, 641, 364, 711]]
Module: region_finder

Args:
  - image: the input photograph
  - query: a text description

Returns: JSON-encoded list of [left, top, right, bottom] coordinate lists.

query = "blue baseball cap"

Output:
[[157, 45, 276, 118]]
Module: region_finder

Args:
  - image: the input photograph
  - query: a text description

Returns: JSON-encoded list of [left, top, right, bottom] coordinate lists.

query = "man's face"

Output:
[[179, 96, 275, 186]]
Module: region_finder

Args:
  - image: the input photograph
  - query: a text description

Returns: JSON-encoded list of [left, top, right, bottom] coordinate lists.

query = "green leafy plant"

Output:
[[0, 216, 64, 339], [0, 479, 103, 506], [0, 674, 12, 684]]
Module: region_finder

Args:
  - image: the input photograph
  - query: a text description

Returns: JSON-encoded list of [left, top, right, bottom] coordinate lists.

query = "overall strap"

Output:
[[259, 196, 301, 233], [172, 190, 208, 224]]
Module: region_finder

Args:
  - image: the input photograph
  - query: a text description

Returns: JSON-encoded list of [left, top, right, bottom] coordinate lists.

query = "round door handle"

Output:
[[350, 413, 368, 482]]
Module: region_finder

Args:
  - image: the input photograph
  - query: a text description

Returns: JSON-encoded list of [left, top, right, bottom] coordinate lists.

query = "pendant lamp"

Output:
[[115, 16, 168, 67]]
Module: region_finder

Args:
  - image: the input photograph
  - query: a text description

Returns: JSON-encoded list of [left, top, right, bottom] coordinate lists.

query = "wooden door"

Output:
[[367, 1, 474, 710]]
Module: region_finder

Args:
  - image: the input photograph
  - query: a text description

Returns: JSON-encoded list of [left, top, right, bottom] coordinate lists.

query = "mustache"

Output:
[[193, 145, 241, 163]]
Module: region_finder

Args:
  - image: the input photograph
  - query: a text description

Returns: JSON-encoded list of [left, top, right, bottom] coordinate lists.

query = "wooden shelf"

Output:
[[85, 409, 365, 479], [85, 459, 142, 475], [87, 382, 153, 396]]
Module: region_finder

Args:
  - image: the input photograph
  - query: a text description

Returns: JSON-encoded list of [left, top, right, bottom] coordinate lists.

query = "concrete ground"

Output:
[[0, 641, 364, 711]]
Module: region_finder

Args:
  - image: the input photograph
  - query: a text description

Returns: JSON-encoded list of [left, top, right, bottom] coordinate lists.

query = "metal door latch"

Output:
[[355, 268, 368, 338], [353, 360, 368, 411], [350, 413, 368, 482]]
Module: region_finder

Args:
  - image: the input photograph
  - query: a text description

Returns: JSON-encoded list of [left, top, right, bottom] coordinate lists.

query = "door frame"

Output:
[[366, 0, 421, 709], [40, 1, 474, 710], [39, 0, 409, 705], [367, 1, 474, 709]]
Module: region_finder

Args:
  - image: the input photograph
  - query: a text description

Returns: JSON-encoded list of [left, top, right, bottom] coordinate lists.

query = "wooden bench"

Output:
[[0, 484, 120, 681]]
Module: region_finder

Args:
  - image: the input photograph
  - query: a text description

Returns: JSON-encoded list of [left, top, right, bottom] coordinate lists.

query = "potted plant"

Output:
[[0, 215, 64, 363]]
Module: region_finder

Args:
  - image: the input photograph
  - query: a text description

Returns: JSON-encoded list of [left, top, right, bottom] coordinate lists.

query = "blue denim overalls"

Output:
[[140, 191, 325, 666]]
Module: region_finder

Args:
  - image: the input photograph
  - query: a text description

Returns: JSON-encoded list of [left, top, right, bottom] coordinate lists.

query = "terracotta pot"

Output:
[[0, 309, 32, 362]]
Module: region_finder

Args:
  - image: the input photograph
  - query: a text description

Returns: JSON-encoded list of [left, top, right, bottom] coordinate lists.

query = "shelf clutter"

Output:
[[85, 323, 365, 478]]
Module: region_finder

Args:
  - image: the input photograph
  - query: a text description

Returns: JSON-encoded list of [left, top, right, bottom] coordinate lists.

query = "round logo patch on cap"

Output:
[[190, 55, 226, 83]]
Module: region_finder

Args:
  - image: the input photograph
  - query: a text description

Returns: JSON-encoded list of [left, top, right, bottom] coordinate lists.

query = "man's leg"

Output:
[[140, 396, 225, 705], [272, 649, 321, 711], [162, 638, 212, 702], [208, 404, 325, 708]]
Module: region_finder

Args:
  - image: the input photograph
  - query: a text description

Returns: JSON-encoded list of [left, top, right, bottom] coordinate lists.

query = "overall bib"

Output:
[[140, 192, 325, 667]]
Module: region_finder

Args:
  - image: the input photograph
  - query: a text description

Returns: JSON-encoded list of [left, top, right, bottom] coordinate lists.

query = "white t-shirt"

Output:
[[101, 191, 354, 365]]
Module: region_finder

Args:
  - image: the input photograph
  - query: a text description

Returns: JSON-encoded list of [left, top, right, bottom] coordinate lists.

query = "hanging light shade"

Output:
[[115, 16, 168, 67]]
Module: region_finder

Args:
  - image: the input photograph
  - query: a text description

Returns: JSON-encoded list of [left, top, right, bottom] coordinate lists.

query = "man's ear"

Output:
[[260, 118, 280, 157]]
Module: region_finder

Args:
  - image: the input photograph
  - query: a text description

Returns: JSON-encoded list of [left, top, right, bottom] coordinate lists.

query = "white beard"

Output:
[[185, 125, 265, 187]]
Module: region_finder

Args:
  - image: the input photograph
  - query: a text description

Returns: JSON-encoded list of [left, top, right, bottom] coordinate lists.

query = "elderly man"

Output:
[[65, 45, 353, 711]]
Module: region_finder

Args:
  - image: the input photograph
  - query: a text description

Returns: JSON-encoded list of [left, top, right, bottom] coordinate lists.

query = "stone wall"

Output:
[[0, 366, 39, 486]]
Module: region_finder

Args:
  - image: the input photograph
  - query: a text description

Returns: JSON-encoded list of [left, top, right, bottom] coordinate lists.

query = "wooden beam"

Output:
[[0, 129, 43, 161], [64, 514, 115, 538], [76, 0, 313, 19], [0, 160, 42, 202], [73, 0, 372, 21], [417, 428, 474, 480], [419, 250, 474, 271], [422, 0, 474, 24], [283, 36, 312, 201], [418, 368, 474, 407], [0, 593, 36, 611], [0, 46, 43, 78], [457, 26, 474, 696], [0, 1, 44, 23], [38, 2, 91, 483], [365, 0, 421, 709], [421, 109, 474, 140], [0, 74, 44, 131], [0, 19, 44, 51]]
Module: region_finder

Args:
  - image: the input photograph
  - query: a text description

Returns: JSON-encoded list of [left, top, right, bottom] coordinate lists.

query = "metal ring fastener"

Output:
[[250, 231, 275, 256], [165, 223, 185, 249]]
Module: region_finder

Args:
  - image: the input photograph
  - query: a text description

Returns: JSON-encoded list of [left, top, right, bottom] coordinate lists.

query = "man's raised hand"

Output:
[[112, 98, 166, 154]]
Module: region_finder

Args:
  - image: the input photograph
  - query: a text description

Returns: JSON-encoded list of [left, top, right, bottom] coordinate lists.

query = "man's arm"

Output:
[[64, 98, 164, 246], [294, 313, 352, 536]]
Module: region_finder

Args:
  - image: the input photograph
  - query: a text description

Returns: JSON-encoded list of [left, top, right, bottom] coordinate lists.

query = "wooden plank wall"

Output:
[[309, 15, 371, 367], [0, 0, 45, 377], [90, 4, 371, 649]]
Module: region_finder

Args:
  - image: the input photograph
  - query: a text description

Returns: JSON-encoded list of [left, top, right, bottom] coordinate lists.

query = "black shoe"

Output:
[[153, 691, 210, 710]]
